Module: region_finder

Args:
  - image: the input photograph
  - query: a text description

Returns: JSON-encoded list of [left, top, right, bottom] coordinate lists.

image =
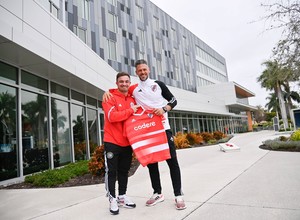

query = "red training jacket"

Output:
[[102, 88, 136, 147]]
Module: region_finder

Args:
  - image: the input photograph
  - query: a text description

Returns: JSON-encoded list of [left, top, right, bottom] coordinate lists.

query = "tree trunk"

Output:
[[277, 83, 289, 129]]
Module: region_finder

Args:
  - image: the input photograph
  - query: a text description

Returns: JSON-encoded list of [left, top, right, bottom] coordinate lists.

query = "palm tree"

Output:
[[257, 60, 289, 129], [265, 92, 280, 114], [282, 82, 300, 118]]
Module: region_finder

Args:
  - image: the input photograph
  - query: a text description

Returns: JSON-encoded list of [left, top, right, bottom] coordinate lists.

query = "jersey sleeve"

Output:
[[102, 97, 134, 122], [128, 83, 138, 96], [155, 80, 177, 109]]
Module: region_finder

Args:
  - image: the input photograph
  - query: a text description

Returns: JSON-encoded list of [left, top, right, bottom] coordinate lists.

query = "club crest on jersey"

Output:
[[147, 113, 154, 118], [106, 152, 114, 159], [150, 85, 157, 92]]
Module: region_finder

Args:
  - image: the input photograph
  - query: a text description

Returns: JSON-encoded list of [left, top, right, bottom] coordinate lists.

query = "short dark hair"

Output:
[[135, 59, 147, 67], [116, 72, 130, 81]]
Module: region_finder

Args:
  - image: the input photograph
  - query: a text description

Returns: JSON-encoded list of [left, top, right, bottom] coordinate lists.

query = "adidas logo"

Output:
[[147, 113, 154, 118], [131, 119, 136, 122], [138, 89, 142, 92]]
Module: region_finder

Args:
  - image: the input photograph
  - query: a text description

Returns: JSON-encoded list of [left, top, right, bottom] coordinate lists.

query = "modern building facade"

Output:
[[0, 0, 256, 183]]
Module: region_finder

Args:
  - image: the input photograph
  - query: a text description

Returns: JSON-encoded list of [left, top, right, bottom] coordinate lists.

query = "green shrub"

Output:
[[279, 136, 288, 141], [25, 160, 89, 187], [290, 129, 300, 141], [207, 139, 217, 144], [217, 135, 233, 143], [262, 139, 300, 151]]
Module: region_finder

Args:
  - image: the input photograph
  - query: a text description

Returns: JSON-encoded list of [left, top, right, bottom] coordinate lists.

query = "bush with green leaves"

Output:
[[25, 160, 89, 187], [290, 129, 300, 141], [262, 138, 300, 151]]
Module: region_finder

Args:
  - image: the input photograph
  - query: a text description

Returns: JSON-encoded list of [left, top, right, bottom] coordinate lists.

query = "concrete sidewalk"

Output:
[[0, 130, 300, 220]]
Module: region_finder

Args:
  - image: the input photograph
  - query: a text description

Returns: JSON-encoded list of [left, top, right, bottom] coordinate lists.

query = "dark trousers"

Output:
[[104, 142, 133, 198], [147, 130, 183, 196]]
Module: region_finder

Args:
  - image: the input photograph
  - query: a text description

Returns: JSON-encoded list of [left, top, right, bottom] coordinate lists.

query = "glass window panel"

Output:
[[51, 82, 69, 100], [188, 118, 193, 131], [107, 13, 117, 32], [87, 108, 98, 155], [71, 90, 85, 104], [87, 96, 97, 108], [107, 40, 117, 60], [192, 118, 199, 133], [50, 4, 59, 18], [21, 90, 49, 175], [198, 118, 203, 132], [52, 98, 71, 167], [169, 117, 176, 135], [99, 112, 104, 144], [0, 84, 17, 181], [0, 61, 17, 84], [175, 118, 182, 133], [21, 70, 48, 93], [72, 104, 86, 161]]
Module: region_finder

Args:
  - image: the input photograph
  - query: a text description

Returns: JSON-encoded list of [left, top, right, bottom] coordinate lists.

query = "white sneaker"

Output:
[[175, 195, 186, 210], [109, 197, 119, 215], [118, 195, 136, 208], [146, 193, 164, 206]]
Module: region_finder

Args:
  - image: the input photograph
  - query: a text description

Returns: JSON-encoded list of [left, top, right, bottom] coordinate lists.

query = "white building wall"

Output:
[[0, 0, 116, 93], [198, 82, 237, 105]]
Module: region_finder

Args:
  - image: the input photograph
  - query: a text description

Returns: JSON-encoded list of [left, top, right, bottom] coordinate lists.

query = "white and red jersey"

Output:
[[128, 78, 177, 130], [124, 111, 171, 166]]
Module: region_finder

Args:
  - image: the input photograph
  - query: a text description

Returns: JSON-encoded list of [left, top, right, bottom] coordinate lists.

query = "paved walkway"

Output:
[[0, 130, 300, 220]]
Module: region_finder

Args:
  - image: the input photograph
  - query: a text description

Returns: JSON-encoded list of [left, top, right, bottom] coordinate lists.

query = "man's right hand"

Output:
[[102, 91, 113, 102], [131, 105, 140, 113]]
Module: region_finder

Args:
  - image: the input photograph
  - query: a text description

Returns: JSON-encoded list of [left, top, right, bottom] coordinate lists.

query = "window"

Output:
[[0, 61, 17, 84], [138, 51, 145, 59], [78, 0, 89, 20], [71, 90, 85, 105], [136, 5, 144, 21], [73, 25, 87, 43], [0, 84, 17, 181], [107, 13, 117, 33], [107, 0, 117, 6], [173, 48, 179, 67], [171, 28, 176, 41], [52, 98, 71, 167], [154, 16, 159, 30], [154, 38, 162, 53], [87, 108, 98, 156], [122, 30, 127, 37], [50, 2, 58, 18], [128, 32, 133, 40], [21, 71, 48, 93], [156, 60, 162, 75], [51, 82, 69, 100], [21, 90, 49, 175], [37, 0, 59, 18], [72, 104, 86, 161], [138, 29, 145, 46], [107, 40, 117, 60]]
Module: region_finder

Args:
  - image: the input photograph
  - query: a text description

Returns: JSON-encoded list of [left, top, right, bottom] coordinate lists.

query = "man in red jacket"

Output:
[[102, 72, 140, 215]]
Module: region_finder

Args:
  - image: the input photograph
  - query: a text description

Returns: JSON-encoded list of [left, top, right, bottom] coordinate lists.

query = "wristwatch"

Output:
[[162, 107, 168, 113]]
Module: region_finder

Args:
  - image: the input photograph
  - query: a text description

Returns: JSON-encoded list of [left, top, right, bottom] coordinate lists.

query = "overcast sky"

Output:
[[150, 0, 284, 107]]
